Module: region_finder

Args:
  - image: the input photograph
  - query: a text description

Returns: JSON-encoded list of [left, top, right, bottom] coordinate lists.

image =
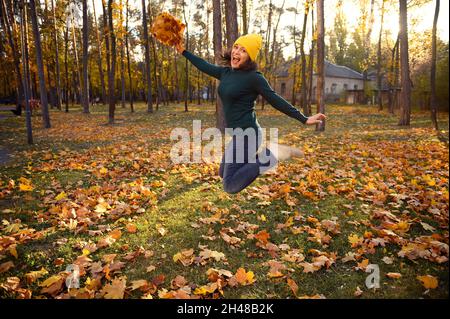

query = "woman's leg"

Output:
[[221, 133, 278, 194]]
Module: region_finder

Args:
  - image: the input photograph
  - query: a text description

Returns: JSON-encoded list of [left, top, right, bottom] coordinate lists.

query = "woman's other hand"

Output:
[[175, 41, 185, 54], [306, 113, 327, 125]]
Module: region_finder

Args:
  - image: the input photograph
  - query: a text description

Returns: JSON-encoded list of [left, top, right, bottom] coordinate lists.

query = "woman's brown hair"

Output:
[[220, 47, 258, 71]]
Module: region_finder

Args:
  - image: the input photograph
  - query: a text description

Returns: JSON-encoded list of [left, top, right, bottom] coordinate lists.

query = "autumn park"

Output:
[[0, 0, 448, 304]]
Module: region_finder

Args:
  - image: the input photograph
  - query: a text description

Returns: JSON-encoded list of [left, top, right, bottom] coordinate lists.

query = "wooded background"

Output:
[[0, 0, 448, 132]]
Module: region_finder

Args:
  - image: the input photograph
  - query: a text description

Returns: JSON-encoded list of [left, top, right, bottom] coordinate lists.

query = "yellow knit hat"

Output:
[[233, 34, 263, 61]]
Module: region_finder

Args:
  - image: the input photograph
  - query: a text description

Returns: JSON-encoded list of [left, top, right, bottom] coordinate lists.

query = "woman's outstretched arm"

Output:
[[176, 42, 225, 80], [253, 72, 327, 125]]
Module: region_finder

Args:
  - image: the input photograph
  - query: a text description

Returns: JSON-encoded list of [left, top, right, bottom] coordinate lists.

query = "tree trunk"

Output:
[[182, 2, 189, 112], [29, 0, 51, 128], [377, 0, 385, 111], [125, 0, 134, 112], [82, 0, 90, 113], [141, 0, 153, 112], [307, 5, 315, 115], [388, 34, 399, 114], [108, 0, 117, 124], [64, 23, 69, 112], [260, 0, 273, 109], [148, 2, 159, 110], [291, 1, 299, 106], [363, 0, 375, 102], [19, 0, 32, 143], [430, 0, 439, 130], [242, 0, 248, 34], [268, 0, 285, 100], [50, 0, 62, 109], [92, 0, 107, 105], [71, 16, 82, 106], [102, 0, 110, 104], [224, 0, 239, 49], [213, 0, 225, 132], [398, 0, 411, 126], [315, 0, 325, 131], [120, 0, 126, 109], [300, 0, 309, 114], [1, 0, 25, 115]]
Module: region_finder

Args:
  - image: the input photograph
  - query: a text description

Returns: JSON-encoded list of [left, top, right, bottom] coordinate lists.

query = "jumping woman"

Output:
[[173, 33, 326, 194]]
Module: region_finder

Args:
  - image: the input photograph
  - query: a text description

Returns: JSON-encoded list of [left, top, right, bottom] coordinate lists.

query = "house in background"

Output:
[[273, 58, 371, 104]]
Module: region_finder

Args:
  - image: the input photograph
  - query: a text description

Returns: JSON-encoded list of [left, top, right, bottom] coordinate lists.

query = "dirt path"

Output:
[[0, 148, 11, 166]]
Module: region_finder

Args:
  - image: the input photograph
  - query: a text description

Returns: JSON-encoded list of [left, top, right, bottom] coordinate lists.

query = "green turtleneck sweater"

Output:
[[182, 50, 309, 130]]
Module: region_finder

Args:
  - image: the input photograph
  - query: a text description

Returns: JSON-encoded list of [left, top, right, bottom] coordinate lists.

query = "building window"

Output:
[[343, 84, 348, 90], [281, 83, 286, 95], [325, 88, 329, 94], [354, 84, 358, 89], [331, 83, 337, 94]]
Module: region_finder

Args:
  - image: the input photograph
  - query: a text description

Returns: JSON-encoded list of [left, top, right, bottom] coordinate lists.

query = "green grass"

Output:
[[0, 102, 448, 299]]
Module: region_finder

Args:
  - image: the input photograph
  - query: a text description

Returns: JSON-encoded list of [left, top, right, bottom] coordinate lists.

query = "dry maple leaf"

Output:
[[0, 276, 21, 292], [171, 275, 187, 289], [129, 279, 149, 292], [386, 272, 402, 279], [254, 230, 270, 245], [234, 267, 256, 286], [266, 260, 286, 278], [126, 223, 137, 233], [25, 268, 49, 284], [286, 278, 298, 297], [0, 261, 14, 274], [416, 275, 438, 289], [299, 262, 319, 273], [348, 234, 363, 248], [39, 274, 66, 296], [150, 12, 186, 47], [101, 277, 127, 299]]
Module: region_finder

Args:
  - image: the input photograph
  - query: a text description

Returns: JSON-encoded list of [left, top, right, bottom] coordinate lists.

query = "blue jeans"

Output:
[[219, 129, 278, 194]]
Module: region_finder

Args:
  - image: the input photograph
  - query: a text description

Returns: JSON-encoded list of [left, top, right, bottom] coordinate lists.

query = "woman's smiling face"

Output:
[[231, 43, 250, 69]]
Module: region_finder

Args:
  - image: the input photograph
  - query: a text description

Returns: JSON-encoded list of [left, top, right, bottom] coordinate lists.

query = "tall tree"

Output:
[[108, 0, 117, 123], [102, 0, 111, 104], [269, 0, 285, 90], [82, 0, 89, 113], [287, 1, 299, 106], [51, 0, 62, 109], [19, 0, 32, 143], [29, 0, 51, 128], [430, 0, 440, 130], [141, 0, 153, 112], [327, 0, 347, 65], [224, 0, 239, 49], [64, 20, 69, 112], [377, 0, 386, 111], [299, 0, 309, 114], [1, 0, 25, 115], [213, 0, 225, 132], [125, 0, 134, 112], [242, 0, 248, 34], [315, 0, 325, 131], [119, 0, 126, 108], [182, 0, 189, 112], [398, 0, 411, 126], [92, 0, 107, 104], [307, 3, 315, 115]]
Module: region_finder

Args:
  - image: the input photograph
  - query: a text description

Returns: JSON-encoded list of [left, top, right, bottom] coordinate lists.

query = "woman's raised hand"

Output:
[[306, 113, 327, 125], [175, 41, 185, 54]]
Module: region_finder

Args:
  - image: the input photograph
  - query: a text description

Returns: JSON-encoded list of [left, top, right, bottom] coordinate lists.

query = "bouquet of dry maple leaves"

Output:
[[150, 12, 185, 47]]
